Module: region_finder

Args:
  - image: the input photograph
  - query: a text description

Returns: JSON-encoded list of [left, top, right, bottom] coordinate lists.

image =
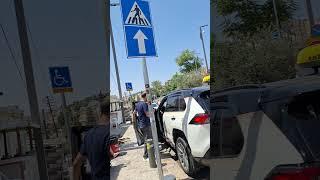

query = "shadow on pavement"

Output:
[[190, 167, 210, 180], [160, 149, 210, 180], [110, 164, 126, 180], [121, 145, 144, 152], [119, 123, 131, 137], [160, 149, 178, 161]]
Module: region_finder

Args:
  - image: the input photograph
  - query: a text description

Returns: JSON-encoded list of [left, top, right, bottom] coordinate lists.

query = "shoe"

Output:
[[143, 158, 149, 161]]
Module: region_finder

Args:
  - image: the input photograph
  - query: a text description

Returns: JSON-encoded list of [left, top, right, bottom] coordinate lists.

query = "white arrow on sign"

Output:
[[133, 30, 148, 54]]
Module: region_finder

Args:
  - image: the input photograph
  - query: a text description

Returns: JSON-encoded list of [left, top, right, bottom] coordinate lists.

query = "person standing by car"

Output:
[[132, 101, 144, 146], [72, 102, 111, 180], [135, 92, 152, 160]]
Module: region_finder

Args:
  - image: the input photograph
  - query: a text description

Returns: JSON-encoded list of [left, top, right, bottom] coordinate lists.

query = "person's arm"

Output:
[[73, 136, 88, 180], [132, 111, 137, 123], [143, 103, 150, 117], [72, 153, 86, 180]]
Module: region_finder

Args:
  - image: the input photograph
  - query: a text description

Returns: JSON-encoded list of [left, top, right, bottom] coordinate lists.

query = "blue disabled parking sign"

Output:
[[311, 24, 320, 37], [125, 82, 133, 91], [120, 0, 157, 58], [49, 66, 73, 93]]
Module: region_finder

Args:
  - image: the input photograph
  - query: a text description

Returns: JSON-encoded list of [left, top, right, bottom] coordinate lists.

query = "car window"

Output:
[[177, 96, 186, 111], [211, 108, 244, 157], [165, 96, 179, 112], [164, 95, 186, 112], [198, 90, 209, 111], [287, 91, 320, 159]]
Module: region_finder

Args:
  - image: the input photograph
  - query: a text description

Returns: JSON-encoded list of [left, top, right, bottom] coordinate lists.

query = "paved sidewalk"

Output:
[[110, 124, 203, 180], [110, 124, 158, 180]]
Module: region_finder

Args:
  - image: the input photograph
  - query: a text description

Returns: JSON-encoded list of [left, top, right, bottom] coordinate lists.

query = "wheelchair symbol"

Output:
[[53, 69, 68, 86]]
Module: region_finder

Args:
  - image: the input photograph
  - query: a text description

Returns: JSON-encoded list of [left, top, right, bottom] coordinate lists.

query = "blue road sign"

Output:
[[120, 0, 157, 58], [311, 24, 320, 37], [125, 82, 133, 91], [49, 66, 73, 93]]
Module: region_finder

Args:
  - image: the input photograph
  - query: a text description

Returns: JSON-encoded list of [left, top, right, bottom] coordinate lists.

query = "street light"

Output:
[[109, 2, 125, 123], [200, 25, 209, 74]]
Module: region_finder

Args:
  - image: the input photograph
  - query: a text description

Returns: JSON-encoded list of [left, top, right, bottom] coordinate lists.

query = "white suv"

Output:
[[155, 87, 210, 176]]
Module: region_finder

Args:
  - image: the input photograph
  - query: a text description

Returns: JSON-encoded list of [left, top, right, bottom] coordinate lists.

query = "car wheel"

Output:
[[175, 137, 199, 176]]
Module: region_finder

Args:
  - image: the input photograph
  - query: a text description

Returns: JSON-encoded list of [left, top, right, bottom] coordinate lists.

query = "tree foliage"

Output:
[[162, 71, 204, 95], [151, 70, 205, 97], [215, 0, 297, 37], [212, 30, 299, 90], [176, 50, 202, 73], [151, 80, 163, 97]]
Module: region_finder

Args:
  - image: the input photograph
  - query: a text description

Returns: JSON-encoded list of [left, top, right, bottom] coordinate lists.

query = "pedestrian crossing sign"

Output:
[[120, 0, 157, 58], [125, 1, 151, 27]]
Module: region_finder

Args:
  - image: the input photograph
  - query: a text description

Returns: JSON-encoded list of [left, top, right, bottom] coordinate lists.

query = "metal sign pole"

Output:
[[272, 0, 281, 37], [61, 93, 73, 160], [142, 57, 164, 180], [305, 0, 315, 29], [13, 0, 48, 179], [200, 26, 209, 73]]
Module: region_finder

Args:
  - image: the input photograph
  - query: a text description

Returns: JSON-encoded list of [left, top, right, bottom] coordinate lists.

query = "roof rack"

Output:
[[212, 84, 265, 94]]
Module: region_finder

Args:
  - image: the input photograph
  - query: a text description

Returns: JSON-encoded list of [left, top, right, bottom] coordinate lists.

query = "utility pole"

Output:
[[200, 25, 209, 73], [272, 0, 281, 38], [13, 0, 48, 179], [103, 0, 111, 98], [110, 3, 125, 123], [305, 0, 315, 30]]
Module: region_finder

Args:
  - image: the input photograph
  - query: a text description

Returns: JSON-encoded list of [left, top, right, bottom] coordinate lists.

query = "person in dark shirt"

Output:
[[134, 92, 152, 160], [73, 102, 110, 180]]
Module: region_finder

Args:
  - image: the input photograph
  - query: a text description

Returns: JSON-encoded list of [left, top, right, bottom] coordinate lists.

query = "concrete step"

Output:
[[47, 159, 62, 164], [48, 166, 61, 172], [48, 175, 62, 180], [46, 153, 62, 159], [48, 173, 62, 180], [48, 163, 62, 169], [45, 148, 64, 154]]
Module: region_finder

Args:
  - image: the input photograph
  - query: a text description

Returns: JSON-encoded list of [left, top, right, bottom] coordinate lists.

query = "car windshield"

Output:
[[288, 91, 320, 160]]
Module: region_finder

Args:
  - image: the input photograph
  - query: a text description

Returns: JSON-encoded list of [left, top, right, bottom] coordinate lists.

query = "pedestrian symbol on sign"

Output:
[[125, 2, 151, 26]]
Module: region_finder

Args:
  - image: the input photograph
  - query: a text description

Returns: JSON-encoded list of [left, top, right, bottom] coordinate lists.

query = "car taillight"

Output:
[[189, 113, 210, 125], [268, 166, 320, 180]]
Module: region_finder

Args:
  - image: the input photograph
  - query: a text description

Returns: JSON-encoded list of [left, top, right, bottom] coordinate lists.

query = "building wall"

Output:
[[0, 106, 29, 159]]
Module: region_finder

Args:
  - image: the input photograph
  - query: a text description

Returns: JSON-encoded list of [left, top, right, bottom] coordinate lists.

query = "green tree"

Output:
[[212, 31, 297, 90], [151, 80, 163, 97], [176, 50, 202, 73], [215, 0, 296, 37], [161, 71, 204, 95]]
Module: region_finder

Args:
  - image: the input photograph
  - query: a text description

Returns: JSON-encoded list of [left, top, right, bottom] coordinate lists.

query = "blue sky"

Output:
[[110, 0, 210, 96]]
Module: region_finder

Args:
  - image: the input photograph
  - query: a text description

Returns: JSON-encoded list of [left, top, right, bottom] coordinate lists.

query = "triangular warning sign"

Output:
[[125, 2, 151, 27]]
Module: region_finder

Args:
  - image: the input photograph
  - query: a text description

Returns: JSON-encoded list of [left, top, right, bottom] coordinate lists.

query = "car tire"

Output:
[[175, 137, 199, 176]]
